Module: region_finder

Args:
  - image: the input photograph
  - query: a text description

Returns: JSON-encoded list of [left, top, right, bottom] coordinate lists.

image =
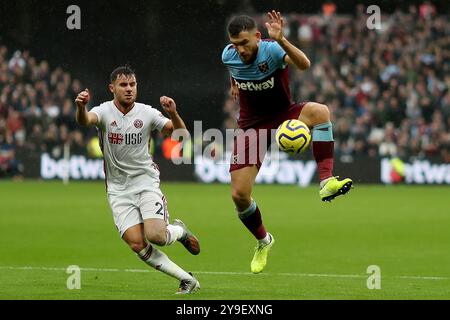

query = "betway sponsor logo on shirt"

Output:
[[234, 77, 274, 91]]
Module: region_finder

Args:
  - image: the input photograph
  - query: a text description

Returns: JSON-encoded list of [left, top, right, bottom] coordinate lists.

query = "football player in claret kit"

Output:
[[75, 66, 200, 294], [222, 11, 353, 273]]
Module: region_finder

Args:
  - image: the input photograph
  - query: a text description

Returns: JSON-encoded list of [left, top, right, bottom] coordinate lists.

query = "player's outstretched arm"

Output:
[[160, 96, 188, 137], [265, 10, 310, 70], [75, 89, 98, 126]]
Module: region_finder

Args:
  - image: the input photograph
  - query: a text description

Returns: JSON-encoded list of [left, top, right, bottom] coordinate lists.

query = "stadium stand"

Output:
[[0, 44, 89, 178]]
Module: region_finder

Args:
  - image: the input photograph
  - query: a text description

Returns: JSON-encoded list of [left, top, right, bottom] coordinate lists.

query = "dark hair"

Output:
[[227, 15, 256, 37], [110, 65, 135, 83]]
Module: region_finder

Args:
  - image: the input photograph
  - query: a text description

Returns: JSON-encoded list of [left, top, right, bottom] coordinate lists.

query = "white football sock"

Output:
[[258, 232, 271, 246], [165, 224, 185, 246], [138, 244, 191, 281]]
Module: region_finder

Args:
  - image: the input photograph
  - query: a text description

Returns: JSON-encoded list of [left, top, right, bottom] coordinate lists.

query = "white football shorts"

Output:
[[107, 189, 169, 237]]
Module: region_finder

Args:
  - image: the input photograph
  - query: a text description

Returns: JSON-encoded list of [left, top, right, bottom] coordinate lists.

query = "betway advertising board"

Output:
[[194, 157, 317, 186], [40, 153, 105, 180], [34, 153, 450, 185], [381, 158, 450, 184]]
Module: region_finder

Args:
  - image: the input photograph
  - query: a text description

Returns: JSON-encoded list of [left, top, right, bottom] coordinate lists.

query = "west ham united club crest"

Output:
[[134, 119, 143, 129], [258, 61, 269, 73]]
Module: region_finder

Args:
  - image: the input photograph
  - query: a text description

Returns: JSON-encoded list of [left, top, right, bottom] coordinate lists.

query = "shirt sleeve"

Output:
[[269, 41, 287, 68], [149, 107, 170, 132], [89, 104, 105, 128], [221, 44, 234, 66]]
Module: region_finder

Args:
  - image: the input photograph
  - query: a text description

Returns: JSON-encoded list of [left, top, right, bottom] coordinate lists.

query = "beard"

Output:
[[119, 95, 136, 108]]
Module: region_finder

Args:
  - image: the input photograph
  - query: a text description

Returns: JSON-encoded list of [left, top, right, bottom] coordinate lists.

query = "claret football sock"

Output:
[[237, 200, 267, 240], [312, 122, 334, 181], [138, 244, 192, 281]]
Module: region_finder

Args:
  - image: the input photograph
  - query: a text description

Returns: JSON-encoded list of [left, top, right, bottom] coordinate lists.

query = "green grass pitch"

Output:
[[0, 181, 449, 299]]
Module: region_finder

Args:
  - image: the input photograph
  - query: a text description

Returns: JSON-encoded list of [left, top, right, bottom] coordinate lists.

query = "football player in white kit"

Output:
[[75, 66, 200, 294]]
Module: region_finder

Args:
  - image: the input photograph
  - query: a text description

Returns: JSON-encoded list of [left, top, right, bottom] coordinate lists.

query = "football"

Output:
[[275, 119, 311, 154]]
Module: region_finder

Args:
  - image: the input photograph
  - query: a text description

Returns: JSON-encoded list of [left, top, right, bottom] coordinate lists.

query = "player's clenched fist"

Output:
[[75, 89, 91, 108], [160, 96, 177, 115]]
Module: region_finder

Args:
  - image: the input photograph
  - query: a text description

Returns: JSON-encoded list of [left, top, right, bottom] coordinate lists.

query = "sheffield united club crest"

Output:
[[134, 119, 143, 128]]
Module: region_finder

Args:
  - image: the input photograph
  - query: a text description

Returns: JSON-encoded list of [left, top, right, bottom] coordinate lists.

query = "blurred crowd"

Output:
[[223, 2, 450, 163], [0, 45, 89, 178]]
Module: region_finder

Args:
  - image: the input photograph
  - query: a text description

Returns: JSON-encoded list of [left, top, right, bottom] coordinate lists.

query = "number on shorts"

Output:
[[155, 202, 164, 215]]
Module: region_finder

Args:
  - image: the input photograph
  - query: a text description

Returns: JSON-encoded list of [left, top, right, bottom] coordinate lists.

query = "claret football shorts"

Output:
[[230, 102, 307, 172]]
